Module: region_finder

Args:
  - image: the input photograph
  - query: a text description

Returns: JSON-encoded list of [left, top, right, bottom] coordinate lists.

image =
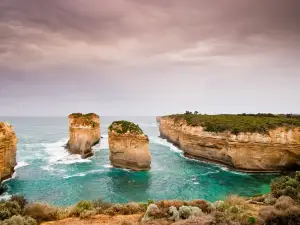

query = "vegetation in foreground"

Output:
[[109, 120, 144, 135], [1, 172, 300, 225], [165, 113, 300, 134]]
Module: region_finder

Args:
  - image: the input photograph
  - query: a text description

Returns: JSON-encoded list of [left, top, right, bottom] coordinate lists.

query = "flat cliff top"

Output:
[[68, 113, 100, 127], [109, 120, 144, 135], [162, 113, 300, 134], [68, 113, 99, 119]]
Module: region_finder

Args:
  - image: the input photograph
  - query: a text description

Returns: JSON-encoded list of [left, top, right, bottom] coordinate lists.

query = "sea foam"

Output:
[[42, 139, 91, 165]]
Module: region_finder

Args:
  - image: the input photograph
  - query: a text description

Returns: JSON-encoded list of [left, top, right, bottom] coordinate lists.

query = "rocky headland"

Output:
[[108, 120, 151, 171], [0, 122, 17, 183], [157, 113, 300, 172], [66, 113, 100, 159]]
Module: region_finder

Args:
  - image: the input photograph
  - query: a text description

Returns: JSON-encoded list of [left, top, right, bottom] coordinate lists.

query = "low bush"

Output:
[[23, 203, 57, 223], [92, 198, 112, 210], [70, 200, 94, 216], [271, 175, 300, 201], [10, 196, 28, 210], [0, 215, 37, 225], [0, 200, 21, 220], [79, 210, 96, 219], [166, 113, 300, 134]]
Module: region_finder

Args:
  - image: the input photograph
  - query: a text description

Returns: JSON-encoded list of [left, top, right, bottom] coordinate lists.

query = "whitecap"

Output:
[[149, 137, 182, 153], [15, 161, 30, 170], [42, 139, 91, 165], [0, 193, 12, 201], [63, 169, 104, 179], [193, 182, 199, 184], [200, 171, 220, 176], [103, 164, 113, 168]]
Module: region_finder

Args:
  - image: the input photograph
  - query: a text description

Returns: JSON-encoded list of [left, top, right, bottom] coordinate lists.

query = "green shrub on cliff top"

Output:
[[165, 113, 300, 134], [109, 121, 144, 135], [271, 173, 300, 202]]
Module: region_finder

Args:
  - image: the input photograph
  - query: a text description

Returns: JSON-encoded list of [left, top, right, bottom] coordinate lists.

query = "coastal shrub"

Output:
[[156, 200, 184, 209], [248, 216, 256, 225], [270, 175, 300, 201], [0, 200, 21, 220], [166, 113, 300, 134], [109, 121, 144, 135], [23, 203, 57, 223], [79, 210, 96, 219], [70, 200, 94, 216], [55, 207, 72, 220], [168, 206, 179, 221], [0, 215, 37, 225], [142, 204, 164, 223], [92, 198, 113, 210], [10, 196, 28, 211], [187, 200, 211, 213], [172, 214, 216, 225], [178, 206, 202, 219]]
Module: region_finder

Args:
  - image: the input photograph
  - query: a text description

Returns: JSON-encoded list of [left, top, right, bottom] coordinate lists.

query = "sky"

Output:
[[0, 0, 300, 116]]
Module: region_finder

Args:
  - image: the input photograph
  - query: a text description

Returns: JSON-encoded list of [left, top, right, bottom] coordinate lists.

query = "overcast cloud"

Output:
[[0, 0, 299, 116]]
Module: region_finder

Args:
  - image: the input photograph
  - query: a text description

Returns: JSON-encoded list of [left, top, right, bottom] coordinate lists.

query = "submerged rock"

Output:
[[0, 122, 17, 183], [108, 120, 151, 171], [66, 113, 100, 158]]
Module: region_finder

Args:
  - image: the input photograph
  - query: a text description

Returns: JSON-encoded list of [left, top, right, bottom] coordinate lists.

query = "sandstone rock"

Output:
[[0, 122, 17, 183], [158, 116, 300, 172], [66, 113, 100, 159], [108, 120, 151, 171]]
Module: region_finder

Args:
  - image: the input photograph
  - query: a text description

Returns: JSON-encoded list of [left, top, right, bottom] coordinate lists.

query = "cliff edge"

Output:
[[66, 113, 100, 159], [158, 114, 300, 172], [108, 120, 151, 171], [0, 122, 17, 183]]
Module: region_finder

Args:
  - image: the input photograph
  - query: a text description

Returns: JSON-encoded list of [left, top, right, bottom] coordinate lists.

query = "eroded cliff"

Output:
[[0, 122, 17, 183], [158, 115, 300, 172], [108, 121, 151, 171], [67, 113, 100, 158]]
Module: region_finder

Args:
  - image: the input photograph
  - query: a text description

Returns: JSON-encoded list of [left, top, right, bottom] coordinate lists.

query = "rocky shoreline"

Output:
[[157, 114, 300, 172]]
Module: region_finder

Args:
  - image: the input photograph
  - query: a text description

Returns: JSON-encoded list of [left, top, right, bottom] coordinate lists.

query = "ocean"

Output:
[[0, 116, 277, 206]]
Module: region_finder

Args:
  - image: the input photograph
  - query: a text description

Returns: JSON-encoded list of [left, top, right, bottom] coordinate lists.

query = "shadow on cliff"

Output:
[[105, 168, 151, 202]]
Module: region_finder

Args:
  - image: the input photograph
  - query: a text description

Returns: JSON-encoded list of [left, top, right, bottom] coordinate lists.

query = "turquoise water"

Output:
[[0, 116, 277, 206]]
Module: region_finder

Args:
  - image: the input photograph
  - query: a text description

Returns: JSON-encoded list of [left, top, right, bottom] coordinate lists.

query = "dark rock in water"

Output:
[[0, 184, 7, 195]]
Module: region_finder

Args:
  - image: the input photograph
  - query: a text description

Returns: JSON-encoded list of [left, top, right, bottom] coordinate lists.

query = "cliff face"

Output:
[[158, 117, 300, 172], [0, 122, 17, 183], [67, 113, 100, 159], [108, 121, 151, 170], [109, 132, 151, 171]]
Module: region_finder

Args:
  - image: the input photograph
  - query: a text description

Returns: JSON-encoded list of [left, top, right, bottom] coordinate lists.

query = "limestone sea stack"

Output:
[[66, 113, 100, 159], [0, 122, 17, 183], [158, 114, 300, 172], [108, 120, 151, 171]]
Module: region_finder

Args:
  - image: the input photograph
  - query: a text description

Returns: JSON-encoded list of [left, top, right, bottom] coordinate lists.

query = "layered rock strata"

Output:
[[0, 122, 17, 183], [108, 121, 151, 170], [66, 113, 100, 158], [158, 116, 300, 172]]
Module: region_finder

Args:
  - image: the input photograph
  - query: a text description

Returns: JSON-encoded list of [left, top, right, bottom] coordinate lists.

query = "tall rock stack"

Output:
[[66, 113, 100, 159], [108, 120, 151, 171], [0, 122, 17, 183]]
